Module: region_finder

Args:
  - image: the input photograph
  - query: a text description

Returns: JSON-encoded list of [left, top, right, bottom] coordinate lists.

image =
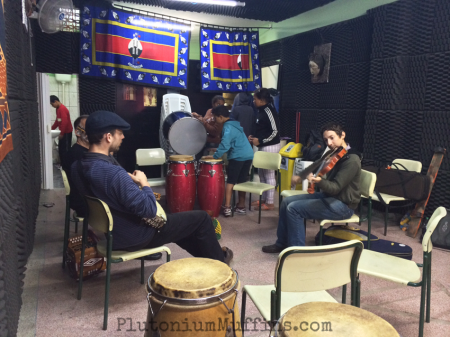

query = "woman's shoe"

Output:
[[255, 203, 275, 211], [251, 200, 264, 207]]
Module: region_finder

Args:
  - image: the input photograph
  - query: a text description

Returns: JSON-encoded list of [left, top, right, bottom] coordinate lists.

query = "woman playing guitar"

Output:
[[262, 122, 362, 253]]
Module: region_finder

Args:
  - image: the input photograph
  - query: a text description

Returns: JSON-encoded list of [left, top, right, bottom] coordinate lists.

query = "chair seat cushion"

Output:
[[243, 284, 337, 321], [233, 182, 276, 195], [280, 190, 308, 198], [363, 193, 406, 204], [319, 214, 360, 227], [97, 241, 170, 262], [358, 249, 421, 285]]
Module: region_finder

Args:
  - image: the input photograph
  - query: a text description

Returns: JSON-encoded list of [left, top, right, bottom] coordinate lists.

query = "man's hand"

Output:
[[129, 170, 150, 188], [58, 133, 64, 140], [248, 135, 253, 143], [251, 138, 260, 146], [192, 112, 203, 121], [291, 175, 301, 187], [307, 173, 322, 184]]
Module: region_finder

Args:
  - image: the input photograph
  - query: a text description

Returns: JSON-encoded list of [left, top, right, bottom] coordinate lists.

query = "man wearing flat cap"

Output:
[[71, 110, 232, 263]]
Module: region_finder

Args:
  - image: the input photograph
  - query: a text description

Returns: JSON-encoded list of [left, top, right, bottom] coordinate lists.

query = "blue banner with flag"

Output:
[[200, 27, 262, 92], [80, 6, 190, 89]]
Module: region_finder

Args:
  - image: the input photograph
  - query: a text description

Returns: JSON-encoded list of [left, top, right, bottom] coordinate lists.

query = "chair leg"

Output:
[[75, 220, 78, 234], [248, 193, 252, 211], [419, 255, 428, 337], [356, 277, 361, 308], [103, 239, 113, 330], [384, 205, 389, 236], [358, 199, 363, 226], [241, 290, 247, 337], [426, 251, 432, 323], [166, 252, 171, 262], [258, 195, 262, 224], [141, 258, 145, 285], [342, 284, 347, 304], [232, 191, 235, 217], [77, 220, 88, 300], [62, 201, 70, 269]]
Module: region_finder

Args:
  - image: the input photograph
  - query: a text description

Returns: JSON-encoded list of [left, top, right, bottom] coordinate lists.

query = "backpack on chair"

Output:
[[302, 130, 325, 161]]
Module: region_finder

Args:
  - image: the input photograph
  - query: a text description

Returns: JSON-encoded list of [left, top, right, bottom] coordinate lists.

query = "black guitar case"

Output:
[[315, 225, 413, 260]]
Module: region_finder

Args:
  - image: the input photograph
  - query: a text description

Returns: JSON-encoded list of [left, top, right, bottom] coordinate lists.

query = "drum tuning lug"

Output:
[[183, 169, 189, 177], [167, 169, 172, 176], [209, 170, 216, 177]]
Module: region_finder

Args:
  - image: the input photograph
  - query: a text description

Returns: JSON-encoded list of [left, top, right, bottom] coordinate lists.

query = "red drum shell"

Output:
[[197, 160, 225, 218], [166, 160, 196, 213]]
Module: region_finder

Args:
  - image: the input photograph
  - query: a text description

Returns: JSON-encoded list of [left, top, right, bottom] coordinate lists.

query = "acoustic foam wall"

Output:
[[260, 15, 373, 152], [0, 1, 41, 335], [363, 0, 450, 217]]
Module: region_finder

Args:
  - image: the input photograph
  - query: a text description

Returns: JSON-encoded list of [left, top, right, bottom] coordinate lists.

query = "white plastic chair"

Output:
[[135, 148, 166, 187]]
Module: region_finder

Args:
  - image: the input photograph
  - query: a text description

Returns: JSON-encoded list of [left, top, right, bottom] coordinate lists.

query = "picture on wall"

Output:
[[143, 87, 157, 107], [123, 84, 136, 101], [309, 43, 332, 84]]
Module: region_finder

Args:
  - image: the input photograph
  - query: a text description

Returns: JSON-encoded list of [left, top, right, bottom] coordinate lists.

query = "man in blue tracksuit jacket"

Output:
[[206, 105, 254, 217]]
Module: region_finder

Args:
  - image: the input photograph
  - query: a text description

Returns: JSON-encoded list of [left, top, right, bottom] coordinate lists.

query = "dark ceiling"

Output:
[[116, 0, 336, 23]]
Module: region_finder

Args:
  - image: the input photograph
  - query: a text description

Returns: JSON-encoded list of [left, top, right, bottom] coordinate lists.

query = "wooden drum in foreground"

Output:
[[272, 302, 399, 337], [145, 258, 241, 337]]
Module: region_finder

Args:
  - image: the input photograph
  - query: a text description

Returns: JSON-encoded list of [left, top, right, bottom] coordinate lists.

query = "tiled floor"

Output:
[[17, 176, 450, 337]]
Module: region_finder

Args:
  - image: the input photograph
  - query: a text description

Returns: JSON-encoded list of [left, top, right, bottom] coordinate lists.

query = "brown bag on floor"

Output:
[[65, 230, 106, 281]]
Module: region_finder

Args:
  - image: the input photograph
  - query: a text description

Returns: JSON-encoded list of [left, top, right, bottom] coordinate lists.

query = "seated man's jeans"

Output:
[[276, 192, 354, 248]]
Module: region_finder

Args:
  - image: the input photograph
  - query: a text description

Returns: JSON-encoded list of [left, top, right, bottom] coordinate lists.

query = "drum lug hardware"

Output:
[[167, 169, 172, 176], [209, 170, 216, 177], [183, 169, 189, 177], [147, 293, 167, 319]]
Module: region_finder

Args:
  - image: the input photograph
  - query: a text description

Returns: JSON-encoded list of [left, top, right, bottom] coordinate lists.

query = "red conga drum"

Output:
[[197, 157, 225, 218], [166, 155, 196, 213]]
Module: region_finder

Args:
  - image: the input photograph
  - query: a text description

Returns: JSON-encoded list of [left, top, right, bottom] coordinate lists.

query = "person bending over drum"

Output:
[[71, 110, 233, 264], [203, 105, 254, 217]]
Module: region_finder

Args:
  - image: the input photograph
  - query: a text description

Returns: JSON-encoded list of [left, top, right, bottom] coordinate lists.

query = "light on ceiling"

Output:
[[169, 0, 246, 7]]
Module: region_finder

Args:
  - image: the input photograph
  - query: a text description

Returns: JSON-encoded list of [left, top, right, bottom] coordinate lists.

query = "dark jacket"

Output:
[[231, 93, 255, 138], [255, 103, 280, 148], [317, 148, 361, 209], [67, 143, 88, 215], [71, 153, 156, 250]]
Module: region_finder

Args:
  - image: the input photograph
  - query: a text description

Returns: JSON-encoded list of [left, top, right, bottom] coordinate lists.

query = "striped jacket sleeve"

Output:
[[259, 106, 278, 144]]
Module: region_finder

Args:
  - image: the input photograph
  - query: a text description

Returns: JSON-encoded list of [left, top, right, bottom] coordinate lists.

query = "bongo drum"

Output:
[[271, 302, 399, 337], [145, 258, 241, 337], [166, 155, 196, 213], [197, 157, 225, 218]]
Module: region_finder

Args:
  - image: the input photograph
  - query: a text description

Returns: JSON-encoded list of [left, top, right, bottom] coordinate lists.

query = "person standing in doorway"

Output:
[[51, 95, 73, 170]]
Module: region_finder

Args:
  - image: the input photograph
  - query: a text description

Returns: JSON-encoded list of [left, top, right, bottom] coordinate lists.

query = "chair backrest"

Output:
[[85, 196, 113, 233], [275, 240, 363, 292], [392, 159, 422, 173], [136, 148, 166, 166], [61, 169, 70, 196], [422, 206, 447, 253], [360, 169, 377, 198], [253, 151, 282, 170]]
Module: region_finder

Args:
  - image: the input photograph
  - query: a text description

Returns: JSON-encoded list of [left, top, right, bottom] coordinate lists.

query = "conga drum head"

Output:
[[162, 111, 207, 155], [199, 157, 223, 164], [169, 155, 194, 162], [278, 302, 399, 337], [150, 258, 236, 299]]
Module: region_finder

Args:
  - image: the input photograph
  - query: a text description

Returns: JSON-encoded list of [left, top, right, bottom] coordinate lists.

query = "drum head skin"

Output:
[[162, 111, 207, 155], [200, 157, 223, 164], [151, 258, 236, 299], [169, 155, 194, 162], [279, 302, 399, 337]]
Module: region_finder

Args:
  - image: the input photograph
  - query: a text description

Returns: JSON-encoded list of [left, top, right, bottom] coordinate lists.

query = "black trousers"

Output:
[[136, 210, 224, 262], [58, 132, 72, 170]]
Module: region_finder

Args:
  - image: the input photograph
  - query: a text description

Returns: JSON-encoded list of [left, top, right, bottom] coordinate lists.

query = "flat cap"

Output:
[[85, 110, 130, 134]]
